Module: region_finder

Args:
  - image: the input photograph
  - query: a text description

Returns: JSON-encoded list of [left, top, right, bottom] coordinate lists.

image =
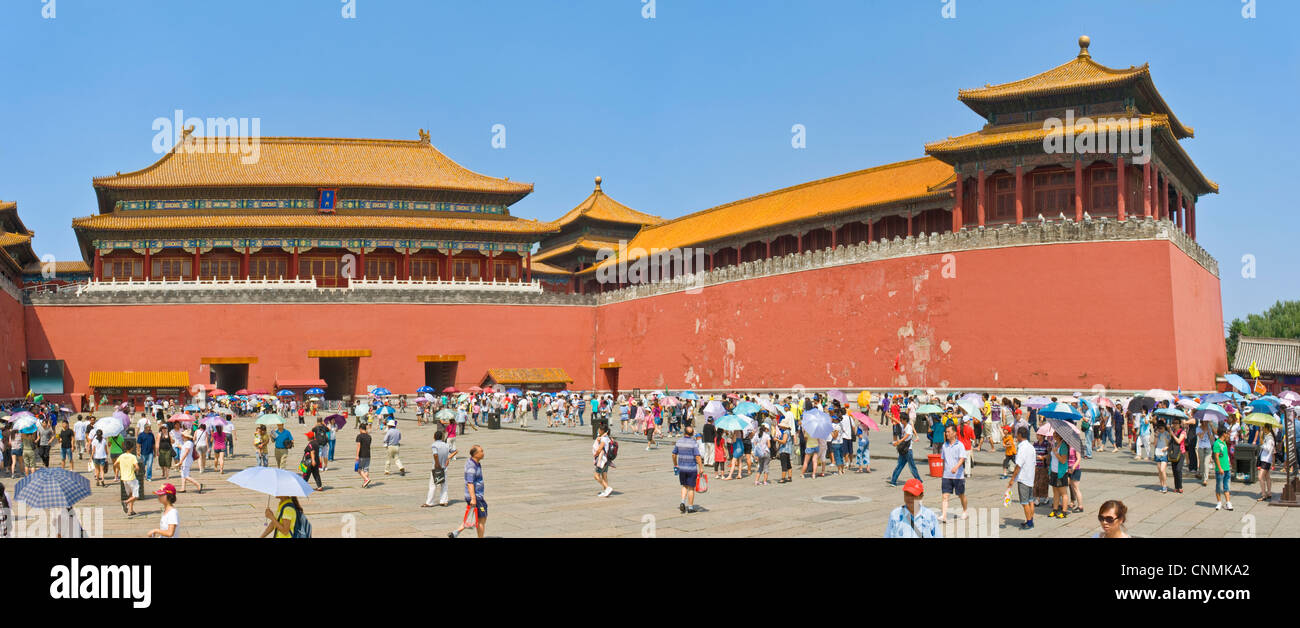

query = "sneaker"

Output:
[[679, 502, 687, 514], [600, 487, 613, 497], [686, 506, 699, 513], [1019, 520, 1035, 530], [1214, 502, 1222, 510], [448, 530, 459, 538], [1226, 502, 1233, 511]]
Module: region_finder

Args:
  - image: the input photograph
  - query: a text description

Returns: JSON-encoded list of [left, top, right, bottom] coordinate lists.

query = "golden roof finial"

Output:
[[418, 129, 431, 144], [594, 176, 603, 192], [1078, 35, 1091, 58]]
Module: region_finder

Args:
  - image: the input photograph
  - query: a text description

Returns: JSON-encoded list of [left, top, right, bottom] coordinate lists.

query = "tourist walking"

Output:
[[449, 445, 487, 538], [884, 478, 940, 538], [752, 424, 771, 485], [888, 414, 921, 486], [423, 429, 456, 506], [145, 484, 179, 538], [355, 423, 372, 488], [252, 425, 268, 467], [592, 424, 614, 497], [383, 420, 406, 476], [1197, 419, 1215, 486], [672, 426, 703, 513], [1007, 426, 1036, 529], [1048, 434, 1072, 518], [1154, 420, 1171, 492], [272, 424, 293, 469], [177, 433, 202, 494], [156, 427, 173, 480], [90, 430, 108, 486], [300, 431, 324, 492], [1257, 425, 1275, 501], [114, 441, 141, 516], [137, 423, 155, 481], [57, 420, 74, 470], [939, 424, 968, 520], [1168, 419, 1185, 493], [1213, 428, 1232, 511]]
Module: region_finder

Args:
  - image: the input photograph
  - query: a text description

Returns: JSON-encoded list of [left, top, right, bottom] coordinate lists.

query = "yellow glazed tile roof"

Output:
[[93, 132, 534, 197], [88, 371, 190, 388], [584, 157, 954, 273], [21, 260, 90, 274], [958, 38, 1192, 138], [528, 260, 572, 275], [483, 368, 573, 385], [553, 178, 663, 228], [530, 236, 623, 263], [924, 114, 1217, 194], [0, 231, 32, 247], [307, 349, 372, 358], [71, 211, 557, 235]]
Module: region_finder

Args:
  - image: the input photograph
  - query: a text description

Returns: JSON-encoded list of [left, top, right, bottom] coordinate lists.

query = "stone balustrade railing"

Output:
[[349, 277, 542, 293], [594, 216, 1217, 305], [76, 277, 318, 295]]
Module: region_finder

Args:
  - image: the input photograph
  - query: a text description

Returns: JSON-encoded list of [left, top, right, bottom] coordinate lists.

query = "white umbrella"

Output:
[[702, 400, 726, 419], [93, 416, 125, 438], [1145, 389, 1175, 403]]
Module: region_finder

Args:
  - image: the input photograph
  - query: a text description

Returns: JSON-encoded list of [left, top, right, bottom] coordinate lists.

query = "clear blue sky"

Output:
[[1, 0, 1295, 324]]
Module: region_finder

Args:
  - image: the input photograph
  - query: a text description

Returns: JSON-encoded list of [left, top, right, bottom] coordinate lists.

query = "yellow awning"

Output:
[[598, 362, 622, 369], [200, 356, 258, 364], [307, 350, 371, 358], [418, 354, 466, 363], [483, 368, 573, 385], [89, 371, 190, 388]]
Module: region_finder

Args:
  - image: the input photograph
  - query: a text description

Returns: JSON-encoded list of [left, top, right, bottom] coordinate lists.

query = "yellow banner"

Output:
[[1249, 361, 1261, 379]]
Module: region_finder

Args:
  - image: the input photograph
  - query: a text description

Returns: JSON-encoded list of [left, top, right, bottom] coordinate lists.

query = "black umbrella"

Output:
[[1128, 396, 1156, 414]]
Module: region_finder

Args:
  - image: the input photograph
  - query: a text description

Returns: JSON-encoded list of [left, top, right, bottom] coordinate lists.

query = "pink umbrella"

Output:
[[827, 389, 847, 405], [850, 411, 880, 431], [1092, 396, 1116, 408], [659, 396, 680, 407], [167, 413, 194, 424], [1036, 423, 1054, 436]]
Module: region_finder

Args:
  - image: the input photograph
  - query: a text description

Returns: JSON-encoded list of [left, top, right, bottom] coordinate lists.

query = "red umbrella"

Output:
[[468, 386, 483, 393], [211, 389, 228, 397], [725, 393, 739, 399], [235, 389, 250, 396], [442, 387, 458, 393], [248, 389, 268, 395]]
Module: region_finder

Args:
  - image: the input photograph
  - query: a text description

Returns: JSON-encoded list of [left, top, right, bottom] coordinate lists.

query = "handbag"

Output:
[[695, 472, 709, 493]]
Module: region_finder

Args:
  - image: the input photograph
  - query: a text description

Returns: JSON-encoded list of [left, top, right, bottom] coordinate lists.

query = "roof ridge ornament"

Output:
[[418, 129, 431, 144], [1078, 35, 1091, 59], [594, 176, 603, 192]]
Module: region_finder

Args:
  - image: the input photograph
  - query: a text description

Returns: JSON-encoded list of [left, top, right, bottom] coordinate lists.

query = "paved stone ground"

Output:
[[15, 410, 1300, 538]]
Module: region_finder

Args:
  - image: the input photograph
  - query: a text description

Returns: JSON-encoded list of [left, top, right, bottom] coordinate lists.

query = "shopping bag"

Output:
[[695, 473, 709, 493], [463, 503, 478, 528]]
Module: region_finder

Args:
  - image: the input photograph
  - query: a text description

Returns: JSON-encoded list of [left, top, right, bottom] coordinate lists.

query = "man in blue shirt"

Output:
[[672, 426, 703, 513], [271, 424, 293, 469], [884, 478, 941, 538], [136, 423, 156, 481], [449, 445, 486, 538], [939, 424, 968, 520]]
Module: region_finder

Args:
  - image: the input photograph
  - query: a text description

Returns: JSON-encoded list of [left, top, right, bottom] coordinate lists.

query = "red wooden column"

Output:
[[796, 233, 803, 253], [952, 175, 963, 232], [403, 250, 411, 280], [1116, 157, 1127, 221], [357, 250, 366, 280], [1175, 190, 1184, 230], [1159, 172, 1168, 220], [707, 252, 714, 271], [487, 251, 496, 281], [764, 239, 771, 259], [1014, 165, 1024, 224], [290, 248, 299, 279], [443, 254, 452, 281], [92, 249, 102, 280], [976, 169, 986, 227], [1073, 159, 1084, 220], [193, 248, 202, 280], [241, 248, 250, 280], [525, 251, 532, 282], [1142, 161, 1152, 217], [906, 210, 913, 237], [868, 220, 875, 243], [142, 248, 152, 281], [1189, 201, 1196, 240], [830, 227, 837, 249]]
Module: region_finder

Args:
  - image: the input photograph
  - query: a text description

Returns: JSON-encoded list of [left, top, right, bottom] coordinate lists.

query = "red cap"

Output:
[[902, 478, 925, 496], [304, 433, 315, 440], [153, 483, 176, 496]]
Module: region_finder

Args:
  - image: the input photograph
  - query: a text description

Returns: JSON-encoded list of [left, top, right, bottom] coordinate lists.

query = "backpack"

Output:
[[605, 438, 619, 462], [278, 501, 312, 538]]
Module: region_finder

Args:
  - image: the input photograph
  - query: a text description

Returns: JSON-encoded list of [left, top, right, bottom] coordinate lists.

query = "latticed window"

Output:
[[411, 258, 440, 279], [152, 259, 191, 278], [1033, 171, 1073, 214], [200, 258, 239, 278], [1090, 168, 1117, 211], [453, 259, 480, 279], [991, 176, 1015, 221], [250, 258, 287, 279], [365, 258, 397, 279]]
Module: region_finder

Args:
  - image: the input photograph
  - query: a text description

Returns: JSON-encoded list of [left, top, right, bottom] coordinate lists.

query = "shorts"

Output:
[[22, 450, 37, 467], [679, 470, 698, 488], [357, 457, 370, 472], [1259, 461, 1272, 471], [1069, 469, 1082, 482], [778, 452, 792, 471], [123, 479, 140, 498], [1049, 471, 1069, 488], [941, 478, 966, 495], [60, 447, 72, 461], [94, 458, 108, 469], [1154, 454, 1168, 463], [805, 446, 820, 454], [595, 462, 609, 475], [1216, 471, 1230, 494], [1017, 482, 1033, 505], [756, 455, 770, 474], [743, 441, 753, 455], [471, 499, 488, 521]]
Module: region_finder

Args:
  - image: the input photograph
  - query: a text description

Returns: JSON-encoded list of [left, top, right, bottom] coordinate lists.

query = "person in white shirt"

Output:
[[1258, 425, 1275, 501], [72, 417, 88, 460], [146, 483, 180, 538], [592, 424, 613, 497], [193, 425, 209, 473], [1006, 426, 1038, 529]]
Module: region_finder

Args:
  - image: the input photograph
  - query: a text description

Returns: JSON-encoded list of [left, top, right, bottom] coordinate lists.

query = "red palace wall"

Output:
[[0, 288, 26, 399], [23, 303, 595, 400], [18, 240, 1228, 400], [594, 240, 1227, 393]]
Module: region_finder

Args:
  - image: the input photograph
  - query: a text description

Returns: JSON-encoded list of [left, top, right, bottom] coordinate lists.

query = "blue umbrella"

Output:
[[381, 406, 396, 415], [372, 388, 392, 397], [506, 388, 522, 395], [1154, 408, 1190, 421], [1202, 392, 1231, 404], [416, 386, 435, 394], [1077, 397, 1099, 420], [1224, 373, 1250, 394], [678, 391, 699, 400], [733, 401, 761, 416], [1038, 402, 1083, 422], [276, 389, 295, 397], [801, 409, 834, 439], [1194, 403, 1228, 423], [227, 466, 313, 497], [715, 414, 748, 431], [1248, 399, 1278, 415], [305, 387, 325, 395], [183, 404, 200, 412], [14, 468, 92, 509]]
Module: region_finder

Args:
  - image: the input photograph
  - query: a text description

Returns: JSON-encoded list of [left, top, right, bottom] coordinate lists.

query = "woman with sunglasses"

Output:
[[1093, 500, 1130, 538]]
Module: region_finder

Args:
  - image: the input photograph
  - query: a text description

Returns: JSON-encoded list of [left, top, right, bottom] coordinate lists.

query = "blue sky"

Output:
[[1, 0, 1295, 323]]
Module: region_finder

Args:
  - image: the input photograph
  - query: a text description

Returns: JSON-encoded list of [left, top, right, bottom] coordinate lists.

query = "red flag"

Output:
[[893, 353, 902, 372]]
